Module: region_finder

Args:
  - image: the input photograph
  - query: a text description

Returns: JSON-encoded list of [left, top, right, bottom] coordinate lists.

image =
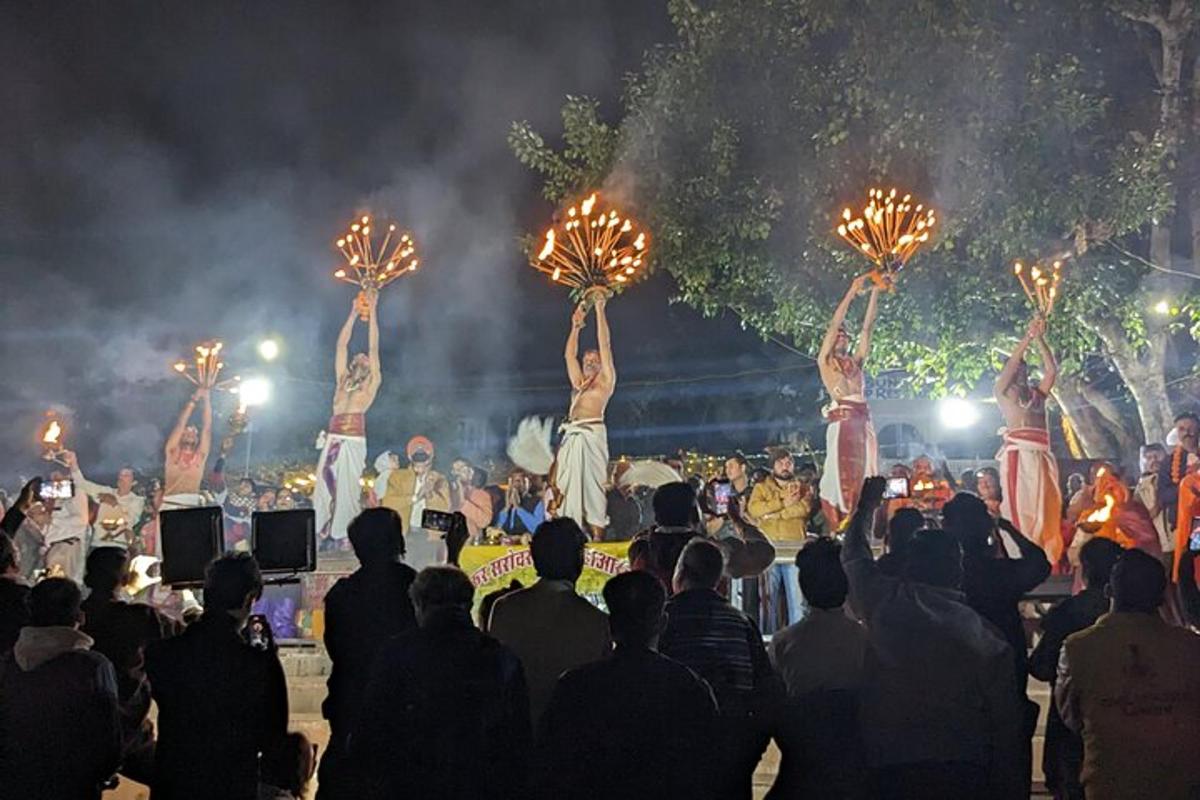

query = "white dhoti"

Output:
[[997, 427, 1063, 564], [818, 396, 877, 517], [554, 419, 609, 530], [314, 414, 367, 544], [160, 493, 206, 511]]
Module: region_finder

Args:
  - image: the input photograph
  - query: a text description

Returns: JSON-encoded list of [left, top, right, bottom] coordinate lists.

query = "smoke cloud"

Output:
[[0, 1, 673, 480]]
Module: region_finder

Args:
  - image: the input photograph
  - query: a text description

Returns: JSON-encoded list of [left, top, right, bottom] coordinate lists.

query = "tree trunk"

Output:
[[1112, 2, 1196, 442], [1053, 378, 1118, 458], [1191, 51, 1200, 271], [1078, 379, 1143, 456]]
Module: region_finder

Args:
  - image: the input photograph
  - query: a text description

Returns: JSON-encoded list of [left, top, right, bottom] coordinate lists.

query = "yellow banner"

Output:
[[459, 542, 631, 610]]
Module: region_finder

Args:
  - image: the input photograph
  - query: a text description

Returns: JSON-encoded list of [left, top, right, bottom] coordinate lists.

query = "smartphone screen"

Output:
[[247, 614, 272, 651], [421, 509, 455, 533], [38, 479, 75, 501], [883, 476, 911, 500], [713, 481, 733, 515], [1190, 517, 1200, 553]]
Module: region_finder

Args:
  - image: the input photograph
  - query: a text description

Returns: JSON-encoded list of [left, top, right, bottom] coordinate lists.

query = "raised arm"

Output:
[[840, 476, 891, 620], [819, 274, 868, 362], [994, 318, 1039, 396], [366, 292, 382, 388], [165, 391, 200, 455], [564, 304, 585, 389], [594, 294, 616, 383], [335, 304, 357, 382], [856, 287, 880, 363], [197, 389, 213, 461], [1034, 333, 1057, 395]]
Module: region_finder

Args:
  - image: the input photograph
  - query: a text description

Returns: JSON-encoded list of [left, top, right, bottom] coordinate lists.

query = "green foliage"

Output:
[[511, 0, 1188, 413]]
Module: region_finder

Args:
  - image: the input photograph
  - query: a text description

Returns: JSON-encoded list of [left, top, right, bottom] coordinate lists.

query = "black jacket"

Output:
[[0, 575, 30, 654], [146, 612, 288, 800], [961, 521, 1051, 693], [321, 561, 417, 735], [1028, 586, 1109, 795], [317, 561, 418, 800], [82, 593, 181, 752], [0, 627, 122, 800], [352, 607, 531, 799], [537, 645, 720, 800]]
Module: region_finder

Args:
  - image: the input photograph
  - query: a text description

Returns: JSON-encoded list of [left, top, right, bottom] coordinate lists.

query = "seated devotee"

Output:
[[537, 570, 720, 800], [1056, 549, 1200, 800], [842, 477, 1023, 800], [0, 577, 122, 800], [352, 566, 531, 799], [488, 518, 611, 726], [494, 468, 547, 537], [908, 454, 954, 515]]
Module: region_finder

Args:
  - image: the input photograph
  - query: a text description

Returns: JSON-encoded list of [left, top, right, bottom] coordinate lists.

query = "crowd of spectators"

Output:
[[1, 460, 1198, 799]]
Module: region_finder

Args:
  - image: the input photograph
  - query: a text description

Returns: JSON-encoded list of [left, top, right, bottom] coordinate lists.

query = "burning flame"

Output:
[[42, 420, 62, 446], [1085, 494, 1115, 524], [530, 191, 650, 293], [332, 213, 421, 318], [1013, 256, 1065, 316], [172, 340, 238, 391], [835, 187, 936, 283]]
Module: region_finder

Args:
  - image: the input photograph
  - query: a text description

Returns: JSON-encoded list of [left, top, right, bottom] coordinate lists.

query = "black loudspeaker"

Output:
[[160, 506, 224, 587], [251, 509, 316, 574]]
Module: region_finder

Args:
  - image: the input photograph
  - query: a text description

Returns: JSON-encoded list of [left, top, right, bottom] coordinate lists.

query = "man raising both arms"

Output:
[[315, 292, 381, 551], [163, 387, 213, 510], [818, 273, 880, 528], [995, 315, 1063, 564], [556, 291, 616, 539]]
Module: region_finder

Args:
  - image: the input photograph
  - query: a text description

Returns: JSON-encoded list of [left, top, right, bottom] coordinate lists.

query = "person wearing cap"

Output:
[[314, 292, 382, 552], [380, 436, 451, 569], [748, 448, 812, 631], [817, 273, 880, 528]]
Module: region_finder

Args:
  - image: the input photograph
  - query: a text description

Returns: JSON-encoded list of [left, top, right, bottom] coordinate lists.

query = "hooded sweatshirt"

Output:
[[0, 625, 122, 800]]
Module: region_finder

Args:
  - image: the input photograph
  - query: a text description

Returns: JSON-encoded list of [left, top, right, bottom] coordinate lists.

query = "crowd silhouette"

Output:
[[0, 476, 1198, 800]]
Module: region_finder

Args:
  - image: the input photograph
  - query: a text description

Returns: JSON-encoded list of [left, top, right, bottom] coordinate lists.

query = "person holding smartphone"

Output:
[[43, 451, 90, 583]]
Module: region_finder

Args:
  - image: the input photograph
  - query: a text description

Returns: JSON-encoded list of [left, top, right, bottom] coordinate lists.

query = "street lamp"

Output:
[[236, 377, 272, 475], [938, 397, 980, 430], [257, 338, 280, 361]]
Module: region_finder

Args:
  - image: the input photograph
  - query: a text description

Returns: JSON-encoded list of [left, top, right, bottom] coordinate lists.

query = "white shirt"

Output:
[[77, 472, 145, 529], [45, 468, 91, 545]]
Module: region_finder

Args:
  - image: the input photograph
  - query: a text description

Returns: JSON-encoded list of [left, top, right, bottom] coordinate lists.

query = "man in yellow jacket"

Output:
[[379, 436, 451, 569], [748, 449, 812, 542], [748, 449, 812, 632]]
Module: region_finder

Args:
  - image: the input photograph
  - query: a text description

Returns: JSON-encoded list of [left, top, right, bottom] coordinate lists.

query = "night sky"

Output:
[[0, 1, 815, 481]]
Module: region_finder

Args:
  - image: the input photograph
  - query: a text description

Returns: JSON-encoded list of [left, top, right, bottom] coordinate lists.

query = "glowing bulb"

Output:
[[257, 339, 280, 361], [239, 377, 272, 408], [938, 397, 980, 430], [1153, 299, 1170, 315]]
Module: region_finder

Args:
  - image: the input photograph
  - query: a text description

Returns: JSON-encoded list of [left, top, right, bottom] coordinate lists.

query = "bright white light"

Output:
[[1153, 300, 1170, 316], [257, 339, 280, 361], [938, 397, 980, 430], [239, 377, 272, 408]]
